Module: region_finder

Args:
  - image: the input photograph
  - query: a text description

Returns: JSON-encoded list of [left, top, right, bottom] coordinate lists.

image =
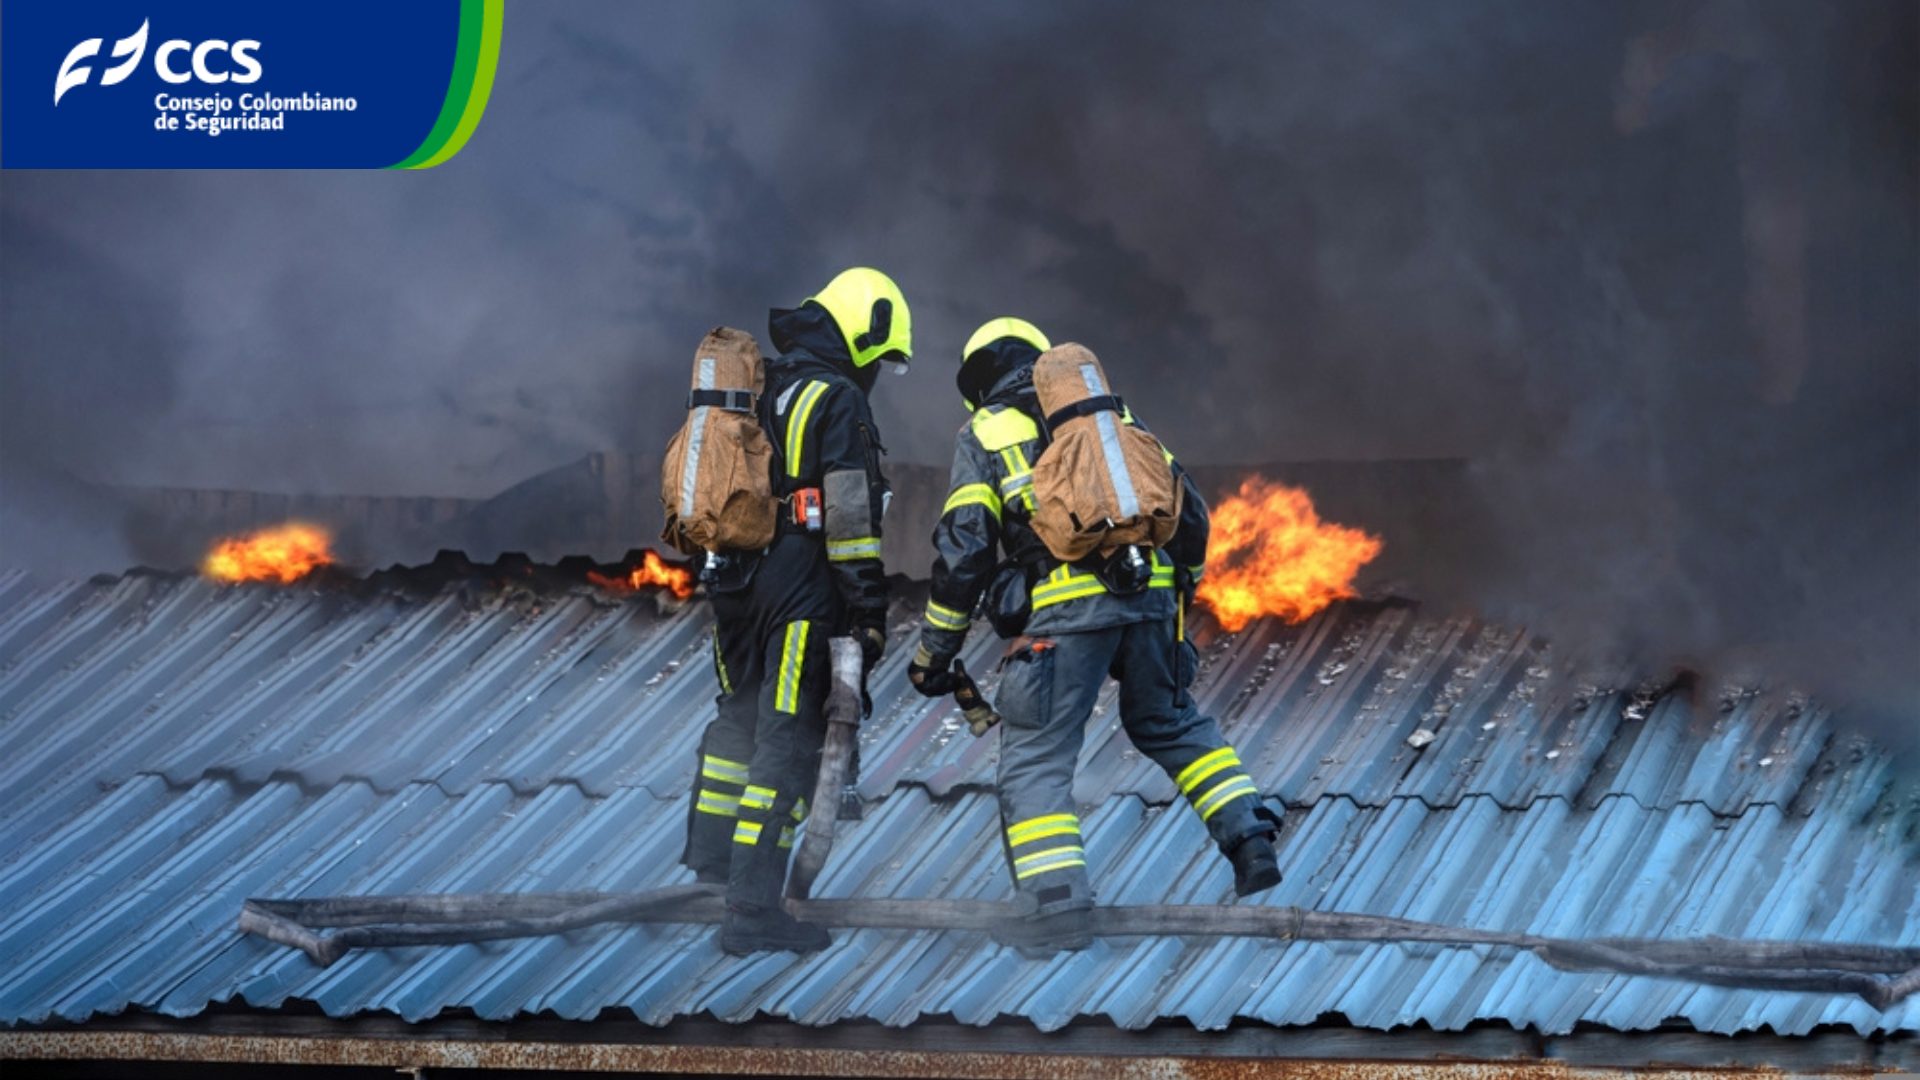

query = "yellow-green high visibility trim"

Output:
[[741, 785, 777, 811], [1006, 813, 1080, 847], [1195, 775, 1260, 822], [696, 790, 741, 816], [943, 483, 1001, 519], [1013, 847, 1087, 880], [792, 798, 808, 822], [784, 380, 831, 477], [1013, 844, 1085, 869], [710, 629, 733, 696], [1175, 747, 1240, 795], [778, 826, 797, 850], [826, 536, 881, 562], [1008, 822, 1080, 846], [775, 621, 810, 714], [924, 599, 970, 632], [733, 820, 764, 844], [810, 267, 912, 368], [1012, 843, 1084, 866], [1030, 567, 1109, 611], [1029, 552, 1177, 612], [962, 317, 1051, 363], [971, 406, 1039, 452], [701, 755, 751, 785], [997, 448, 1036, 512]]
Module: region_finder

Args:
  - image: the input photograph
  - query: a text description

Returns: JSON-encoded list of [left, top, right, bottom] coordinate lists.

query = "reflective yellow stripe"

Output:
[[784, 381, 830, 477], [943, 483, 1001, 519], [1175, 748, 1238, 794], [971, 406, 1039, 452], [998, 447, 1036, 511], [1030, 572, 1108, 610], [1195, 776, 1260, 822], [1008, 823, 1079, 845], [778, 826, 796, 850], [701, 755, 751, 785], [1030, 554, 1177, 611], [1013, 844, 1085, 869], [733, 820, 764, 844], [1014, 851, 1088, 880], [711, 628, 732, 695], [696, 791, 741, 816], [741, 784, 777, 810], [1032, 581, 1106, 608], [1006, 813, 1079, 846], [826, 536, 881, 562], [792, 798, 808, 822], [775, 621, 810, 714], [925, 599, 969, 632]]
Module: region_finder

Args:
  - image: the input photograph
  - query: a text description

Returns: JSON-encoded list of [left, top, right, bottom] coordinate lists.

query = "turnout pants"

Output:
[[993, 616, 1271, 914], [682, 607, 829, 910]]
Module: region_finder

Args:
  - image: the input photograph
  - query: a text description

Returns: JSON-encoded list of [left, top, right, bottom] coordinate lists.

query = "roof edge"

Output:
[[5, 1012, 1912, 1075]]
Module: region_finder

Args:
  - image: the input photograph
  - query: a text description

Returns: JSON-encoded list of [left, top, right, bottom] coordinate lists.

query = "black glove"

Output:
[[907, 641, 960, 698], [1174, 565, 1200, 613], [855, 623, 887, 675]]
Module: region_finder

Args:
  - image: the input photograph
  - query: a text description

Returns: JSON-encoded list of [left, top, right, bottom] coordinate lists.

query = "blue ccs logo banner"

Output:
[[3, 1, 503, 169]]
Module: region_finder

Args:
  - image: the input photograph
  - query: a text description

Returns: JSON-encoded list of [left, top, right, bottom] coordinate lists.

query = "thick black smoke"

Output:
[[2, 2, 1914, 740]]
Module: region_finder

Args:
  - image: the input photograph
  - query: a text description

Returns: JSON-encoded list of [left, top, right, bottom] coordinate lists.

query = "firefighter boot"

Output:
[[1229, 832, 1282, 897], [719, 902, 832, 955], [994, 901, 1094, 958]]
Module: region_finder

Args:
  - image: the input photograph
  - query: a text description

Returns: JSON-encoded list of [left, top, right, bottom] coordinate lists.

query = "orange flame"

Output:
[[1195, 478, 1382, 631], [202, 522, 334, 584], [588, 550, 696, 600]]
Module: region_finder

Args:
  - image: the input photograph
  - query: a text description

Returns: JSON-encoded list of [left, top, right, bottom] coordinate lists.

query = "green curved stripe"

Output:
[[391, 0, 502, 169]]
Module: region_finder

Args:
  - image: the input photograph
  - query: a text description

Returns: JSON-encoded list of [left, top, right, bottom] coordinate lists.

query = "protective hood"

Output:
[[769, 302, 877, 393], [958, 337, 1045, 412]]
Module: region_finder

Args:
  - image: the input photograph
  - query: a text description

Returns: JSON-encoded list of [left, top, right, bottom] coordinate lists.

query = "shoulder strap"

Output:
[[1044, 394, 1124, 433], [689, 389, 755, 412]]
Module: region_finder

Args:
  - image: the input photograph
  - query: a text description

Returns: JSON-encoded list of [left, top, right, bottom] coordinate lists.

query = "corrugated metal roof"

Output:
[[0, 566, 1915, 1036]]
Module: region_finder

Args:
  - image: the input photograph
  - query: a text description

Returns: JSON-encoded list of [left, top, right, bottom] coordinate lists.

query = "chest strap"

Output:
[[689, 389, 756, 412], [1045, 395, 1124, 432]]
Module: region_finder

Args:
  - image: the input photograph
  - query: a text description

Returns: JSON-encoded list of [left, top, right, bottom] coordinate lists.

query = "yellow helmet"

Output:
[[810, 267, 912, 368], [957, 316, 1052, 411], [962, 316, 1050, 364]]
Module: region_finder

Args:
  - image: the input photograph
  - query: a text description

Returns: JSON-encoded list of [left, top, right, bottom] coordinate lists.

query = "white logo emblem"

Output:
[[55, 19, 148, 106]]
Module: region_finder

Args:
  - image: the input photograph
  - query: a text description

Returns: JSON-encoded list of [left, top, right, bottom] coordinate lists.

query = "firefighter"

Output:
[[907, 317, 1281, 952], [682, 267, 907, 955]]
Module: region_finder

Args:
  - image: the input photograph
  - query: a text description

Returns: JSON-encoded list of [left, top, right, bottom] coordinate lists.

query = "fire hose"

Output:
[[787, 637, 865, 901], [237, 887, 1920, 1009], [235, 637, 1920, 1009]]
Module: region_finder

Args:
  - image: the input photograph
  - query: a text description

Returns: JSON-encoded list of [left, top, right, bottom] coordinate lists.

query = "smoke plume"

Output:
[[2, 1, 1914, 742]]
